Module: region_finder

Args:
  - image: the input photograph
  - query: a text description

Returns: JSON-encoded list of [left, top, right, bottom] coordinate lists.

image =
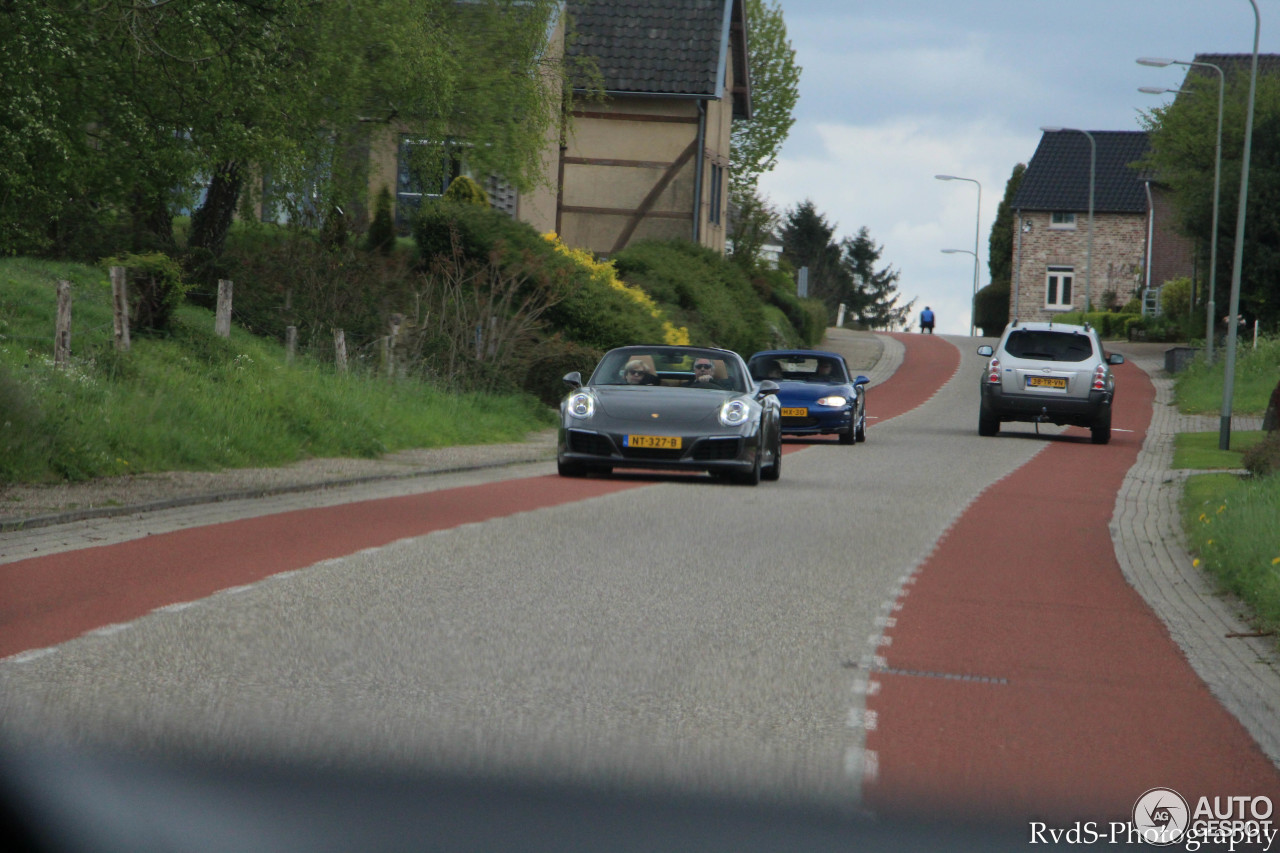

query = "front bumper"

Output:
[[558, 427, 761, 474]]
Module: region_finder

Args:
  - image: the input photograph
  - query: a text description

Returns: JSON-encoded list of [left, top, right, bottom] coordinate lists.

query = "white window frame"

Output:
[[1049, 211, 1077, 230], [1045, 265, 1074, 310]]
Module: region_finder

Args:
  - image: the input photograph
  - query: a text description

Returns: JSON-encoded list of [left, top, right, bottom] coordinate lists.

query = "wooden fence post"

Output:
[[333, 329, 348, 374], [110, 266, 130, 352], [387, 313, 403, 378], [215, 279, 233, 338], [286, 326, 297, 364], [54, 280, 72, 368]]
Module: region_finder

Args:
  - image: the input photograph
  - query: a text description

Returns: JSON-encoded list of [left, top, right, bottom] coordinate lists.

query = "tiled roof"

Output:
[[1184, 52, 1280, 81], [1012, 131, 1151, 214], [566, 0, 730, 97]]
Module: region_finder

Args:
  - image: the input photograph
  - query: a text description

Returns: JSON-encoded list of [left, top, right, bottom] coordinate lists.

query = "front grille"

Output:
[[782, 416, 819, 429], [621, 446, 685, 461], [567, 430, 615, 457], [692, 437, 742, 461]]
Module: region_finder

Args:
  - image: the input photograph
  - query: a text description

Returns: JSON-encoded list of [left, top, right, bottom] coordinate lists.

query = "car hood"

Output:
[[772, 381, 854, 405], [591, 386, 738, 429]]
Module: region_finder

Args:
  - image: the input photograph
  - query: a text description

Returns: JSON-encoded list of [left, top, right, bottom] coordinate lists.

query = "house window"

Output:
[[1046, 266, 1074, 309], [1049, 211, 1077, 230], [397, 137, 464, 228], [708, 164, 723, 226]]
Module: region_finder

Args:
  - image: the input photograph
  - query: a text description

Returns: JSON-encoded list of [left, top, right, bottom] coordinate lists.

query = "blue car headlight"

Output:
[[567, 392, 595, 419], [719, 399, 749, 426], [815, 395, 849, 408]]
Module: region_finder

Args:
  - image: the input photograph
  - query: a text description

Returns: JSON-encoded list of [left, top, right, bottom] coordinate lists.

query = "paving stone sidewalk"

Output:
[[1110, 346, 1279, 768]]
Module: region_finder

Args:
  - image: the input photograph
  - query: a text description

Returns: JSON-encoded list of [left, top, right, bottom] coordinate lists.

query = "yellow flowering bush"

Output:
[[542, 233, 689, 346]]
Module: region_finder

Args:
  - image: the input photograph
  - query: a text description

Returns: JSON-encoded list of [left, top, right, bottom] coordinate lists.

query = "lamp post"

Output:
[[1038, 127, 1095, 316], [941, 248, 978, 332], [935, 174, 981, 336], [1220, 0, 1261, 451], [1139, 57, 1226, 364]]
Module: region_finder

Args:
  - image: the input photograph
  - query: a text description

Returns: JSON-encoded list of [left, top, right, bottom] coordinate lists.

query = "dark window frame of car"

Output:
[[1049, 211, 1077, 230], [1045, 265, 1074, 310]]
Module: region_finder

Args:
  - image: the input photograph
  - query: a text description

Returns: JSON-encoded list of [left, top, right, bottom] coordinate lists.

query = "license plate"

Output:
[[626, 434, 681, 449], [781, 407, 808, 417], [1027, 376, 1067, 389]]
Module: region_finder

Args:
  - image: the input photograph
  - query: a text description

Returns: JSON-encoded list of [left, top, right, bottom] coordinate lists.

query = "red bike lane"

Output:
[[863, 352, 1280, 824]]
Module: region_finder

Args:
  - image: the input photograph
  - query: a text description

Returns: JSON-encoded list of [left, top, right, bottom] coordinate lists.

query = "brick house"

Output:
[[1009, 130, 1195, 323]]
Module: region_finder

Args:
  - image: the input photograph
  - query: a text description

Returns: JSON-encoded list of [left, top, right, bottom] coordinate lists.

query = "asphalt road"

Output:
[[1, 331, 1276, 842]]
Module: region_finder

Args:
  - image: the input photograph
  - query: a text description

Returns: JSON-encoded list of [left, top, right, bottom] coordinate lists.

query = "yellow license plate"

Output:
[[626, 434, 681, 449], [781, 407, 808, 417], [1027, 376, 1067, 389]]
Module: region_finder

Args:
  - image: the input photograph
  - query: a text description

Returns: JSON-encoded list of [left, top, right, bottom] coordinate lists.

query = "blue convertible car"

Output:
[[747, 350, 869, 445]]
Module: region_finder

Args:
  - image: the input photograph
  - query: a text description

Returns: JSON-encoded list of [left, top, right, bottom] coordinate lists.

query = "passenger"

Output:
[[684, 357, 730, 389], [623, 359, 658, 385]]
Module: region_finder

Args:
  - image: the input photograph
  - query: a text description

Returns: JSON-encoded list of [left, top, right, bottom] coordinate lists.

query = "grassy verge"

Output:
[[1172, 337, 1280, 639], [0, 259, 555, 484]]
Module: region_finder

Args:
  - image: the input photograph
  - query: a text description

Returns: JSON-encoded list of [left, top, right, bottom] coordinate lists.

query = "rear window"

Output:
[[1002, 331, 1094, 363]]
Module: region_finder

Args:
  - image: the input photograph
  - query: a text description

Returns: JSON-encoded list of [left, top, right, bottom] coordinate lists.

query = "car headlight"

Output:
[[719, 399, 749, 426], [567, 392, 595, 419], [815, 395, 848, 407]]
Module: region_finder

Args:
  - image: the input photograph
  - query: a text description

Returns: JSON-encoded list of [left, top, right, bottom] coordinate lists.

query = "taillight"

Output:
[[986, 358, 1001, 384], [1092, 365, 1107, 390]]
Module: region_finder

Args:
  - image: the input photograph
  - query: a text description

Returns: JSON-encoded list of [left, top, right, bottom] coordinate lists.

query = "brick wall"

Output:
[[1148, 185, 1198, 290], [1011, 211, 1147, 323]]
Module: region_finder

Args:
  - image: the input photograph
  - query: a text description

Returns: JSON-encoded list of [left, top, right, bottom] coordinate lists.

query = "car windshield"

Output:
[[748, 355, 847, 383], [590, 349, 747, 393], [1002, 330, 1094, 363]]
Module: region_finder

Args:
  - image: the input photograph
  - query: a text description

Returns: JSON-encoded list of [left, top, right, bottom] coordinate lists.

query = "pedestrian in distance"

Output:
[[920, 306, 935, 334]]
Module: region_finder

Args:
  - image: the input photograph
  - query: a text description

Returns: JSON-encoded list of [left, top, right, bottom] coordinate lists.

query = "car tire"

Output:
[[978, 407, 1000, 437], [838, 424, 855, 445], [1090, 408, 1112, 445], [762, 432, 781, 481], [854, 417, 866, 443], [735, 449, 762, 486], [557, 458, 586, 477]]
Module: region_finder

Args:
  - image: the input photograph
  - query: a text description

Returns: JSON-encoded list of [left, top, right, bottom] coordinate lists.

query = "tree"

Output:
[[729, 0, 800, 196], [1140, 67, 1280, 331], [780, 200, 849, 320], [975, 162, 1025, 334], [841, 227, 913, 330], [728, 187, 780, 272]]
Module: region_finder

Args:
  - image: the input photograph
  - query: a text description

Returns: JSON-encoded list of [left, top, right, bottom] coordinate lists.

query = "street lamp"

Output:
[[1220, 0, 1261, 450], [1139, 56, 1226, 365], [1039, 127, 1095, 315], [935, 174, 981, 336]]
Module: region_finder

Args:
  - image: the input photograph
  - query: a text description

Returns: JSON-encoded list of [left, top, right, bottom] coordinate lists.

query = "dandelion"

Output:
[[1272, 557, 1280, 566], [1207, 540, 1214, 546], [1193, 558, 1201, 567], [1216, 505, 1226, 515]]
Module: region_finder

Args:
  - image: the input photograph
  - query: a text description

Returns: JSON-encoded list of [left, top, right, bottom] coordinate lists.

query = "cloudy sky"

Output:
[[756, 0, 1274, 336]]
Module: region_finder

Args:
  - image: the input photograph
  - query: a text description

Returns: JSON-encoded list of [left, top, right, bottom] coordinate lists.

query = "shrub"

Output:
[[442, 175, 490, 207], [1243, 431, 1280, 477], [523, 336, 603, 407], [100, 252, 192, 334], [612, 240, 770, 354], [1160, 277, 1195, 320]]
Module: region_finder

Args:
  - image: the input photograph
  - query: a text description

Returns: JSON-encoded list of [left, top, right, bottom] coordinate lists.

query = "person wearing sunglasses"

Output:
[[683, 357, 729, 389], [622, 358, 659, 385]]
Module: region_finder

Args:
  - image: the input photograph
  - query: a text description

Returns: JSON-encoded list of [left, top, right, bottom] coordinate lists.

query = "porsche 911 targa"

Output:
[[557, 346, 783, 485]]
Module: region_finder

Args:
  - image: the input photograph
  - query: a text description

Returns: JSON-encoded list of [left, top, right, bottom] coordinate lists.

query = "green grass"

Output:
[[1172, 337, 1280, 639], [1172, 431, 1267, 469], [0, 258, 555, 484], [1173, 335, 1280, 415]]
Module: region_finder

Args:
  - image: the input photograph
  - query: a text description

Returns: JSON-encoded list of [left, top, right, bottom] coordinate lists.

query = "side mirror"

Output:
[[1108, 353, 1125, 365], [977, 345, 994, 357], [563, 371, 583, 388], [756, 379, 780, 397], [854, 375, 870, 387]]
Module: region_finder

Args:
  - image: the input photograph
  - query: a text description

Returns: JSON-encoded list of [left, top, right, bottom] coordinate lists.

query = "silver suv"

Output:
[[976, 321, 1124, 444]]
